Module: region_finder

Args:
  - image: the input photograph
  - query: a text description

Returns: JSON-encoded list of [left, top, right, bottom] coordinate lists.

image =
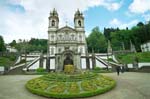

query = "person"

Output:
[[116, 66, 121, 76]]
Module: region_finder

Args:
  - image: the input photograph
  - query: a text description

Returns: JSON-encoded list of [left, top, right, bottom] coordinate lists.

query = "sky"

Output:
[[0, 0, 150, 43]]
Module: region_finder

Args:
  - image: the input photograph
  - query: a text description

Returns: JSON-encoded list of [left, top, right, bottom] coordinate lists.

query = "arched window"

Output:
[[52, 20, 55, 26], [78, 20, 81, 27]]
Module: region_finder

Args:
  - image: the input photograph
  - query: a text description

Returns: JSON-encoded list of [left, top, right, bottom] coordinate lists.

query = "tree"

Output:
[[0, 35, 6, 52], [104, 21, 150, 52], [110, 29, 135, 51], [9, 40, 16, 47], [137, 22, 144, 27], [104, 27, 120, 41], [13, 38, 47, 53], [87, 27, 107, 53]]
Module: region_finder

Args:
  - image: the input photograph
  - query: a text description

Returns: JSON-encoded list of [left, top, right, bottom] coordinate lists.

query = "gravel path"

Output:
[[0, 72, 150, 99]]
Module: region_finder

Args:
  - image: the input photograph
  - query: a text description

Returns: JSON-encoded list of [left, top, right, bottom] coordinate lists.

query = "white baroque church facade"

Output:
[[47, 9, 88, 71], [48, 9, 86, 56], [20, 9, 108, 72]]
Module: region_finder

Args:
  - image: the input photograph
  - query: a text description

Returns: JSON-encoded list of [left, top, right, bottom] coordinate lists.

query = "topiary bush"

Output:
[[26, 72, 116, 99]]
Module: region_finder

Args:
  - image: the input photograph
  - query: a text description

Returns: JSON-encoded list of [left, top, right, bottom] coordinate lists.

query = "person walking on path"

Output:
[[116, 66, 121, 76]]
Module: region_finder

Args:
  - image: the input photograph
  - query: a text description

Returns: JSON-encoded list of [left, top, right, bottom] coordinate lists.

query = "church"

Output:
[[19, 9, 109, 72], [47, 9, 88, 71]]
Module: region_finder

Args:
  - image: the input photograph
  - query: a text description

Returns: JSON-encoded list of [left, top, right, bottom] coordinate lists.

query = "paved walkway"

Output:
[[0, 72, 150, 99]]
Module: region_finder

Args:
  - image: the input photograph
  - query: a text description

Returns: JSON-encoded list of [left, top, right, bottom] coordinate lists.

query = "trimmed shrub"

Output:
[[36, 67, 45, 73], [94, 67, 101, 71]]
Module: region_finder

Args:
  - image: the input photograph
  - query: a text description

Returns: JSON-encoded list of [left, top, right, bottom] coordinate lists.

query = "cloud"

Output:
[[0, 0, 122, 43], [103, 1, 122, 11], [119, 20, 138, 29], [142, 14, 150, 22], [109, 18, 138, 29], [109, 18, 121, 26], [129, 0, 150, 14]]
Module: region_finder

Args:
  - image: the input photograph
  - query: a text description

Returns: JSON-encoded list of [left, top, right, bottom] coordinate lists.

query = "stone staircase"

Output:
[[5, 63, 26, 75], [95, 56, 109, 67], [26, 57, 40, 70], [95, 55, 122, 71]]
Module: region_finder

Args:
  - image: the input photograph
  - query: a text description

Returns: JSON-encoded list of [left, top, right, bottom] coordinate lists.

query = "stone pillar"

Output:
[[76, 53, 81, 70], [46, 56, 50, 72], [39, 52, 43, 68], [86, 52, 90, 70], [92, 52, 96, 69]]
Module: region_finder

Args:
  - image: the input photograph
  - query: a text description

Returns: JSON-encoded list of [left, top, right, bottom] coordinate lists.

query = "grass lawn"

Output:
[[0, 55, 16, 67], [116, 52, 150, 64]]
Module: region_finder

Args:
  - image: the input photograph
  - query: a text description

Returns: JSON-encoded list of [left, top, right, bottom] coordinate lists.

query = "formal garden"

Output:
[[26, 71, 116, 99]]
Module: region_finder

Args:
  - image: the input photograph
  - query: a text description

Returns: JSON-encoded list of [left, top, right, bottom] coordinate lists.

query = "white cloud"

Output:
[[142, 14, 150, 21], [119, 20, 138, 29], [110, 18, 121, 25], [129, 0, 150, 14], [0, 0, 122, 43], [109, 18, 138, 29], [103, 2, 122, 11]]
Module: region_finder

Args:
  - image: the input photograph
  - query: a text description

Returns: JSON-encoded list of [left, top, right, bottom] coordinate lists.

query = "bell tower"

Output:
[[48, 8, 59, 56], [74, 9, 84, 31], [48, 8, 59, 30]]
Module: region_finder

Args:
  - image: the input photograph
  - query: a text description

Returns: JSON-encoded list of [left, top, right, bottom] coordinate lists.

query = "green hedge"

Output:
[[26, 83, 115, 99], [42, 72, 98, 82], [36, 67, 46, 73], [91, 70, 112, 73], [26, 72, 116, 99]]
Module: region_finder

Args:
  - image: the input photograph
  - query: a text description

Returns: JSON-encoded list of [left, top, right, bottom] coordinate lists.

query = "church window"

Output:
[[79, 35, 82, 41], [59, 35, 62, 40], [78, 20, 81, 27], [51, 47, 54, 55], [52, 20, 55, 26], [62, 36, 65, 40], [71, 34, 75, 40], [51, 35, 54, 41], [80, 47, 83, 53], [58, 48, 61, 53]]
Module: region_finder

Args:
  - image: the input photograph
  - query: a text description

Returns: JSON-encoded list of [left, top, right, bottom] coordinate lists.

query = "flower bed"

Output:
[[26, 72, 116, 99]]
